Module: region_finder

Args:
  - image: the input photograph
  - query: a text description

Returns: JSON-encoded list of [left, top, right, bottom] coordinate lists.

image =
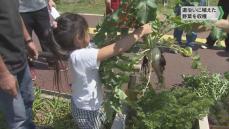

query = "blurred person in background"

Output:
[[105, 0, 121, 15], [173, 0, 207, 48], [201, 0, 229, 52]]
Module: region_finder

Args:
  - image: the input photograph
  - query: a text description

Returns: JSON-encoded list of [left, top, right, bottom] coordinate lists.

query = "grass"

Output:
[[56, 0, 105, 14], [56, 0, 218, 15], [33, 88, 75, 129], [0, 88, 75, 129]]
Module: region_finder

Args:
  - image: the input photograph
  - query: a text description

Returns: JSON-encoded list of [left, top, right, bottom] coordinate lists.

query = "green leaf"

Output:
[[224, 71, 229, 80], [135, 0, 157, 24], [114, 88, 127, 100], [110, 8, 121, 23]]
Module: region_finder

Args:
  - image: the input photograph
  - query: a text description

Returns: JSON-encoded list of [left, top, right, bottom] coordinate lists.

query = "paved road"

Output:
[[32, 14, 229, 93]]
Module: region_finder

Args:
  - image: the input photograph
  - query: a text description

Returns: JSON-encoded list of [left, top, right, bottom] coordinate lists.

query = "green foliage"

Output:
[[128, 88, 214, 129], [191, 54, 202, 69], [133, 0, 157, 24], [224, 71, 229, 80], [101, 55, 137, 120], [93, 0, 158, 46], [182, 71, 229, 101], [127, 71, 229, 129], [209, 96, 229, 126], [210, 26, 228, 42], [94, 0, 206, 121], [33, 88, 75, 129]]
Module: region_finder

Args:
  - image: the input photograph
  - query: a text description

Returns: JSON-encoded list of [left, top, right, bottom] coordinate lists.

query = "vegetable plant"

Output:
[[92, 1, 229, 127], [93, 0, 205, 120]]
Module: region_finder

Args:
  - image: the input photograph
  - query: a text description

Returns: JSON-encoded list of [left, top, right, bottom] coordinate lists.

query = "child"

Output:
[[47, 13, 152, 129]]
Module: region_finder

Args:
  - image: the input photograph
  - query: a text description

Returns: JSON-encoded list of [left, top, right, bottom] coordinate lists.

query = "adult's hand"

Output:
[[0, 72, 18, 97], [215, 19, 229, 33], [27, 41, 38, 60], [48, 0, 56, 10]]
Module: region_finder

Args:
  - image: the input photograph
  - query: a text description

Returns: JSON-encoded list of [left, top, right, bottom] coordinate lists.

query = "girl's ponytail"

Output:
[[46, 29, 69, 91]]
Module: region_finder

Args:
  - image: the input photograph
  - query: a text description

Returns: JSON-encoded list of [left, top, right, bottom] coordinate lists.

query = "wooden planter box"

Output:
[[199, 116, 210, 129], [194, 116, 229, 129], [210, 126, 229, 129]]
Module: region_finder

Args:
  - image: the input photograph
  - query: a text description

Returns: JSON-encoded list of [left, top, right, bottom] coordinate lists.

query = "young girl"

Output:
[[47, 13, 152, 129]]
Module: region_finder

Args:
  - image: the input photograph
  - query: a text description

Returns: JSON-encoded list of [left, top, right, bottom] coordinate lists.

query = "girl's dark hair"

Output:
[[47, 13, 89, 91]]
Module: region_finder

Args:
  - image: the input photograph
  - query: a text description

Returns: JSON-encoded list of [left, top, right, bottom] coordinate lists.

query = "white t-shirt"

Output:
[[70, 48, 103, 111]]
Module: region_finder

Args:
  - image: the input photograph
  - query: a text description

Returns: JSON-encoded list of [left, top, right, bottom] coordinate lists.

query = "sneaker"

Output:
[[186, 42, 195, 47], [200, 44, 208, 49], [201, 44, 213, 49], [30, 67, 37, 81]]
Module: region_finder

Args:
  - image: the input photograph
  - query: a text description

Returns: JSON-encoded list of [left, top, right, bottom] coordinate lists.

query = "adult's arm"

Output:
[[215, 19, 229, 33], [20, 16, 38, 59], [0, 56, 17, 97], [105, 0, 113, 14]]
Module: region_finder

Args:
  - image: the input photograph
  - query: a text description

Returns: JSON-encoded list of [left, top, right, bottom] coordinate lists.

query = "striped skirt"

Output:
[[71, 99, 106, 129]]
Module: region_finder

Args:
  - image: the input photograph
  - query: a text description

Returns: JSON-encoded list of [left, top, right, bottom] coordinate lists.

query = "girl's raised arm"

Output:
[[97, 23, 152, 62]]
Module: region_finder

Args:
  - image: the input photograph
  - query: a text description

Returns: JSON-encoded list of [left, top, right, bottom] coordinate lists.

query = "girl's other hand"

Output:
[[134, 23, 153, 38]]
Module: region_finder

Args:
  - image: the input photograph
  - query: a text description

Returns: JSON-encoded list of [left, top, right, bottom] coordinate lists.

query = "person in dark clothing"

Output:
[[173, 0, 207, 48], [19, 0, 56, 80], [0, 0, 38, 129], [204, 0, 229, 51], [19, 0, 55, 52]]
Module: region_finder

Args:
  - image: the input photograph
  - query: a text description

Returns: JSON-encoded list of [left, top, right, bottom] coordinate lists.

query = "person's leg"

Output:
[[204, 33, 216, 48], [33, 7, 51, 52], [199, 0, 207, 6], [20, 12, 37, 80], [17, 64, 35, 129], [221, 3, 229, 51], [20, 12, 34, 36], [173, 28, 183, 45], [0, 65, 34, 129], [204, 0, 225, 48], [186, 32, 197, 47], [0, 90, 28, 129], [225, 33, 229, 51]]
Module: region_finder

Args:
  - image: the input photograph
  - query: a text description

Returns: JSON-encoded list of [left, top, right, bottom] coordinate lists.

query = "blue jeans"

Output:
[[173, 28, 197, 46], [199, 0, 207, 6], [0, 64, 35, 129]]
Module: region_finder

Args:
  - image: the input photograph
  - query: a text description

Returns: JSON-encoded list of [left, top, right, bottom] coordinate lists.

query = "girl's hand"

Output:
[[134, 23, 153, 38], [141, 23, 153, 35]]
